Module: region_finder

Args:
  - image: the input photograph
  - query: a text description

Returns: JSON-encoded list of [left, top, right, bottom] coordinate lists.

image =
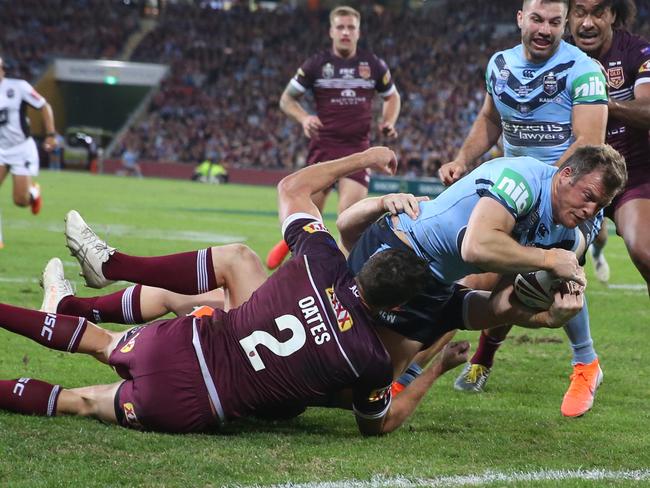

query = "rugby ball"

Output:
[[513, 270, 563, 310]]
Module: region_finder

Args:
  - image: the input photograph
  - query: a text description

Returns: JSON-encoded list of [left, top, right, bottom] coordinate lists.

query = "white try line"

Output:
[[239, 469, 650, 488]]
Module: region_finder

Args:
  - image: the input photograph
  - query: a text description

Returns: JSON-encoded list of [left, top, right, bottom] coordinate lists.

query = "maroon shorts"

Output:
[[307, 144, 371, 188], [109, 317, 217, 433], [606, 170, 650, 218]]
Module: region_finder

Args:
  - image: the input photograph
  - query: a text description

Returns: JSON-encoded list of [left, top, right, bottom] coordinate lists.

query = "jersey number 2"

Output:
[[239, 314, 306, 371]]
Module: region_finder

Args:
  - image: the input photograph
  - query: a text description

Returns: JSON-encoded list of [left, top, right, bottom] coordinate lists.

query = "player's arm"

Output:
[[279, 82, 322, 139], [277, 147, 398, 223], [40, 101, 57, 151], [607, 82, 650, 129], [336, 193, 428, 252], [379, 90, 401, 138], [438, 94, 502, 185], [554, 103, 607, 166], [461, 197, 585, 284], [462, 278, 584, 330], [355, 341, 469, 436]]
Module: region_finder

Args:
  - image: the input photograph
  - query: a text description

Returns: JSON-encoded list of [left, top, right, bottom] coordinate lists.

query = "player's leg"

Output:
[[337, 176, 368, 215], [0, 166, 7, 248], [0, 298, 129, 365], [560, 301, 602, 417], [0, 376, 119, 424], [10, 139, 42, 213], [614, 198, 650, 295], [266, 187, 330, 270], [589, 223, 610, 284], [65, 210, 265, 304], [452, 273, 504, 393], [11, 174, 32, 207], [42, 257, 226, 323]]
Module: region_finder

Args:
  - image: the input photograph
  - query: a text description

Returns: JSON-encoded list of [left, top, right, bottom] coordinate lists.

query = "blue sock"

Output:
[[395, 363, 423, 388], [563, 298, 597, 365]]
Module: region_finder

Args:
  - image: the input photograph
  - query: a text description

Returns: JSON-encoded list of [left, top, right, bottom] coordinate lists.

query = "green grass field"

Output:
[[0, 171, 648, 487]]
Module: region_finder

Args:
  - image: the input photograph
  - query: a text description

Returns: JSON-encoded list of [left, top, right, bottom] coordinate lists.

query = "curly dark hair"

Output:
[[605, 0, 637, 29], [357, 248, 431, 311]]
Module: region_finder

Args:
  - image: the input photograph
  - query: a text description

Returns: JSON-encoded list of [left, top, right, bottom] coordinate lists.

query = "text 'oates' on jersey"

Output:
[[195, 213, 393, 422]]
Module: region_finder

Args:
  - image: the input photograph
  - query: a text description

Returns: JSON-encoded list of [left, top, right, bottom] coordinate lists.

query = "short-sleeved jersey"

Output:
[[195, 213, 393, 423], [395, 157, 599, 284], [486, 41, 607, 164], [600, 29, 650, 177], [0, 78, 46, 149], [291, 49, 395, 148]]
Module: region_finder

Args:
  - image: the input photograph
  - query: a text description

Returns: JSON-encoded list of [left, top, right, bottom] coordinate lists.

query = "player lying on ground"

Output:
[[0, 148, 466, 435], [2, 148, 584, 435]]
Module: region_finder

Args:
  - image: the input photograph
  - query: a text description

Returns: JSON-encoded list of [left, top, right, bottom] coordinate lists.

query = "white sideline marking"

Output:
[[4, 220, 246, 244], [240, 469, 650, 488]]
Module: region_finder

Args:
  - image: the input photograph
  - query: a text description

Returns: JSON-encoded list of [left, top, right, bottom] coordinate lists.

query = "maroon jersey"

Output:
[[291, 48, 395, 149], [601, 30, 650, 180], [194, 213, 393, 423]]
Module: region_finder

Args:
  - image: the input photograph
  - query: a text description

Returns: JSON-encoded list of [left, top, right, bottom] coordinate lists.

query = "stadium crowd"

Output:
[[3, 0, 650, 175], [0, 0, 139, 81]]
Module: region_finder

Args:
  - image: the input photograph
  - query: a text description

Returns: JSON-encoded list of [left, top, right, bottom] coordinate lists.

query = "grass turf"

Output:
[[0, 170, 647, 487]]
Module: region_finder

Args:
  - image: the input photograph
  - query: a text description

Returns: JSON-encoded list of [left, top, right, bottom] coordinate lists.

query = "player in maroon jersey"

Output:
[[569, 0, 650, 294], [266, 5, 401, 270], [0, 147, 472, 435]]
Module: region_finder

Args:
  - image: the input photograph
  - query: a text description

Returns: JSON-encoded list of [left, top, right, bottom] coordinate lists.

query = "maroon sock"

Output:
[[103, 248, 217, 295], [0, 303, 87, 352], [58, 285, 143, 324], [470, 330, 505, 369], [0, 378, 61, 416]]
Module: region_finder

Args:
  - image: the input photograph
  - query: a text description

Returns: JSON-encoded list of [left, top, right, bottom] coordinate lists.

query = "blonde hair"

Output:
[[329, 6, 361, 26]]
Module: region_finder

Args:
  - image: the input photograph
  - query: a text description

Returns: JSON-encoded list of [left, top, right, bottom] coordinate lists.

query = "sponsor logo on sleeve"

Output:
[[29, 89, 43, 101], [639, 60, 650, 74], [326, 287, 353, 332], [294, 67, 305, 80], [382, 70, 391, 85], [368, 386, 390, 403], [492, 168, 534, 214], [302, 221, 328, 234], [572, 72, 607, 101], [607, 66, 625, 89]]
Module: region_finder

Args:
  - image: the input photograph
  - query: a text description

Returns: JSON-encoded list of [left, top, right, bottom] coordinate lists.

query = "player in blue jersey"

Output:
[[438, 0, 611, 417], [569, 0, 650, 296]]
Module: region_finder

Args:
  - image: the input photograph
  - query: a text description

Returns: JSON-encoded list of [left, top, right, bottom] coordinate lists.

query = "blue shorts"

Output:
[[347, 215, 471, 347]]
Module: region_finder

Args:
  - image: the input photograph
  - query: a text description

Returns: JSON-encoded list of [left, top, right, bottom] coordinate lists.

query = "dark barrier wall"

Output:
[[59, 82, 150, 132]]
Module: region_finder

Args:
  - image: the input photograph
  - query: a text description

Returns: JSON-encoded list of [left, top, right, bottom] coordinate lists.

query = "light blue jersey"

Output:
[[395, 156, 600, 285], [486, 40, 607, 164]]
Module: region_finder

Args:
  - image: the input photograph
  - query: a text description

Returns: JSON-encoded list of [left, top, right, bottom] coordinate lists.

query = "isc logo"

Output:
[[575, 76, 606, 98], [41, 313, 57, 342], [12, 378, 30, 396]]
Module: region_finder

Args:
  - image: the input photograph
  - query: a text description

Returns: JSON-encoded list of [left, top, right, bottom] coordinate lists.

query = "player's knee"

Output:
[[213, 244, 261, 269]]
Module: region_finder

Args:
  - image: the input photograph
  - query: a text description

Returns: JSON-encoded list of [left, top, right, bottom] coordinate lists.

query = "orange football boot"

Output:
[[561, 358, 603, 417]]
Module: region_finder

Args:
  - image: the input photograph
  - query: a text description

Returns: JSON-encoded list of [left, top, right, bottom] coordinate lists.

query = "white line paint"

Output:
[[3, 220, 246, 244], [238, 469, 650, 488]]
